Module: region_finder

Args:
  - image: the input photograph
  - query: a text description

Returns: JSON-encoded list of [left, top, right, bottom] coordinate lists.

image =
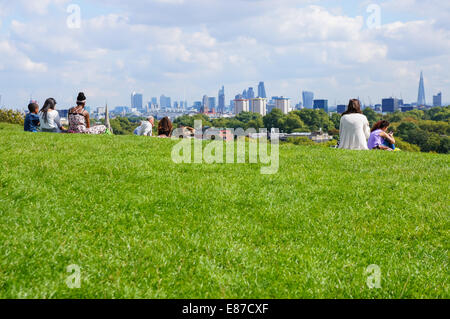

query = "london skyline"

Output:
[[0, 0, 449, 108]]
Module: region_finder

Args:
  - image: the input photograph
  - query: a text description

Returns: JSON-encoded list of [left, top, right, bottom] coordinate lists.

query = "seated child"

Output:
[[24, 103, 40, 133], [368, 120, 397, 151]]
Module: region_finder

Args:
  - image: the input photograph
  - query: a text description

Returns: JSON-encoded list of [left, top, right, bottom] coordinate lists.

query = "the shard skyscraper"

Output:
[[417, 71, 426, 106]]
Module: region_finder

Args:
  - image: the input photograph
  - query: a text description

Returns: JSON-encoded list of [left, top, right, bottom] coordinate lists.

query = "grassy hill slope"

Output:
[[0, 123, 448, 298]]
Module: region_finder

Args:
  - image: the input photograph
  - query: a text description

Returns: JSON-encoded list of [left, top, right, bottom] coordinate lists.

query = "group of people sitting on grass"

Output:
[[24, 91, 175, 138], [339, 99, 397, 151], [24, 92, 108, 135]]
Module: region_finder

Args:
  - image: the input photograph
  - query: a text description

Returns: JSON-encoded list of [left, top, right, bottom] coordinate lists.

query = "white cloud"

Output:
[[0, 0, 448, 107], [0, 40, 47, 72]]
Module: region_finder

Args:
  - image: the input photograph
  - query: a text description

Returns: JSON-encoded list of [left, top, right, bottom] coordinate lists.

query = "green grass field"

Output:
[[0, 123, 448, 299]]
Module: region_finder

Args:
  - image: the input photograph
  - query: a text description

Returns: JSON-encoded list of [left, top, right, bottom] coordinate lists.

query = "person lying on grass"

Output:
[[368, 120, 397, 151], [177, 125, 195, 138], [24, 103, 40, 133], [134, 121, 143, 135], [137, 116, 155, 137]]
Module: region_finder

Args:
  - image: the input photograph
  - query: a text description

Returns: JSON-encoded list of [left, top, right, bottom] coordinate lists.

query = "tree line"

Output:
[[1, 105, 448, 153]]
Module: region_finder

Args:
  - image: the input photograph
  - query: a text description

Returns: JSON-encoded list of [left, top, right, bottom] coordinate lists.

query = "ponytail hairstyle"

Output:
[[342, 99, 363, 116], [40, 98, 57, 123], [371, 120, 390, 133]]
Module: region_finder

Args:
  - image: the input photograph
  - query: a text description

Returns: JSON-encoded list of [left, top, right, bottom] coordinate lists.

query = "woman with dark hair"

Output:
[[368, 120, 396, 151], [68, 92, 107, 135], [158, 117, 173, 137], [39, 98, 63, 133], [338, 99, 371, 150]]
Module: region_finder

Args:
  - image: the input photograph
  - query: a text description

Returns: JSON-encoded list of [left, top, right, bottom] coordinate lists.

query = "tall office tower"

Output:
[[417, 71, 426, 106], [151, 97, 158, 105], [247, 87, 255, 99], [274, 97, 290, 114], [302, 91, 314, 109], [382, 98, 400, 113], [218, 86, 225, 113], [433, 92, 442, 107], [234, 98, 249, 115], [252, 98, 267, 116], [160, 95, 168, 108], [258, 82, 267, 99], [202, 95, 209, 113], [131, 92, 143, 111], [313, 99, 329, 113], [208, 97, 216, 110], [242, 89, 248, 99], [162, 95, 172, 108], [247, 87, 255, 112]]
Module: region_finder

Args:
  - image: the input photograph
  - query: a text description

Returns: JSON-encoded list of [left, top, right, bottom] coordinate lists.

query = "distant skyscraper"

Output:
[[208, 97, 216, 110], [247, 88, 255, 112], [302, 91, 314, 109], [218, 86, 225, 113], [242, 89, 248, 99], [313, 99, 328, 113], [382, 98, 400, 113], [258, 82, 267, 99], [151, 97, 158, 105], [433, 92, 442, 107], [247, 87, 255, 99], [417, 71, 426, 106], [131, 92, 143, 111], [160, 95, 171, 109], [202, 95, 209, 113]]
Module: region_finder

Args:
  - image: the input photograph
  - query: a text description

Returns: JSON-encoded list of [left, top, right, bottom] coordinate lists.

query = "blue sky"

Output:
[[0, 0, 449, 109]]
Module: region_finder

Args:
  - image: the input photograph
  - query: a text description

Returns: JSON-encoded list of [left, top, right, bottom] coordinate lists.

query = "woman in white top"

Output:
[[338, 99, 371, 150], [39, 98, 62, 133]]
